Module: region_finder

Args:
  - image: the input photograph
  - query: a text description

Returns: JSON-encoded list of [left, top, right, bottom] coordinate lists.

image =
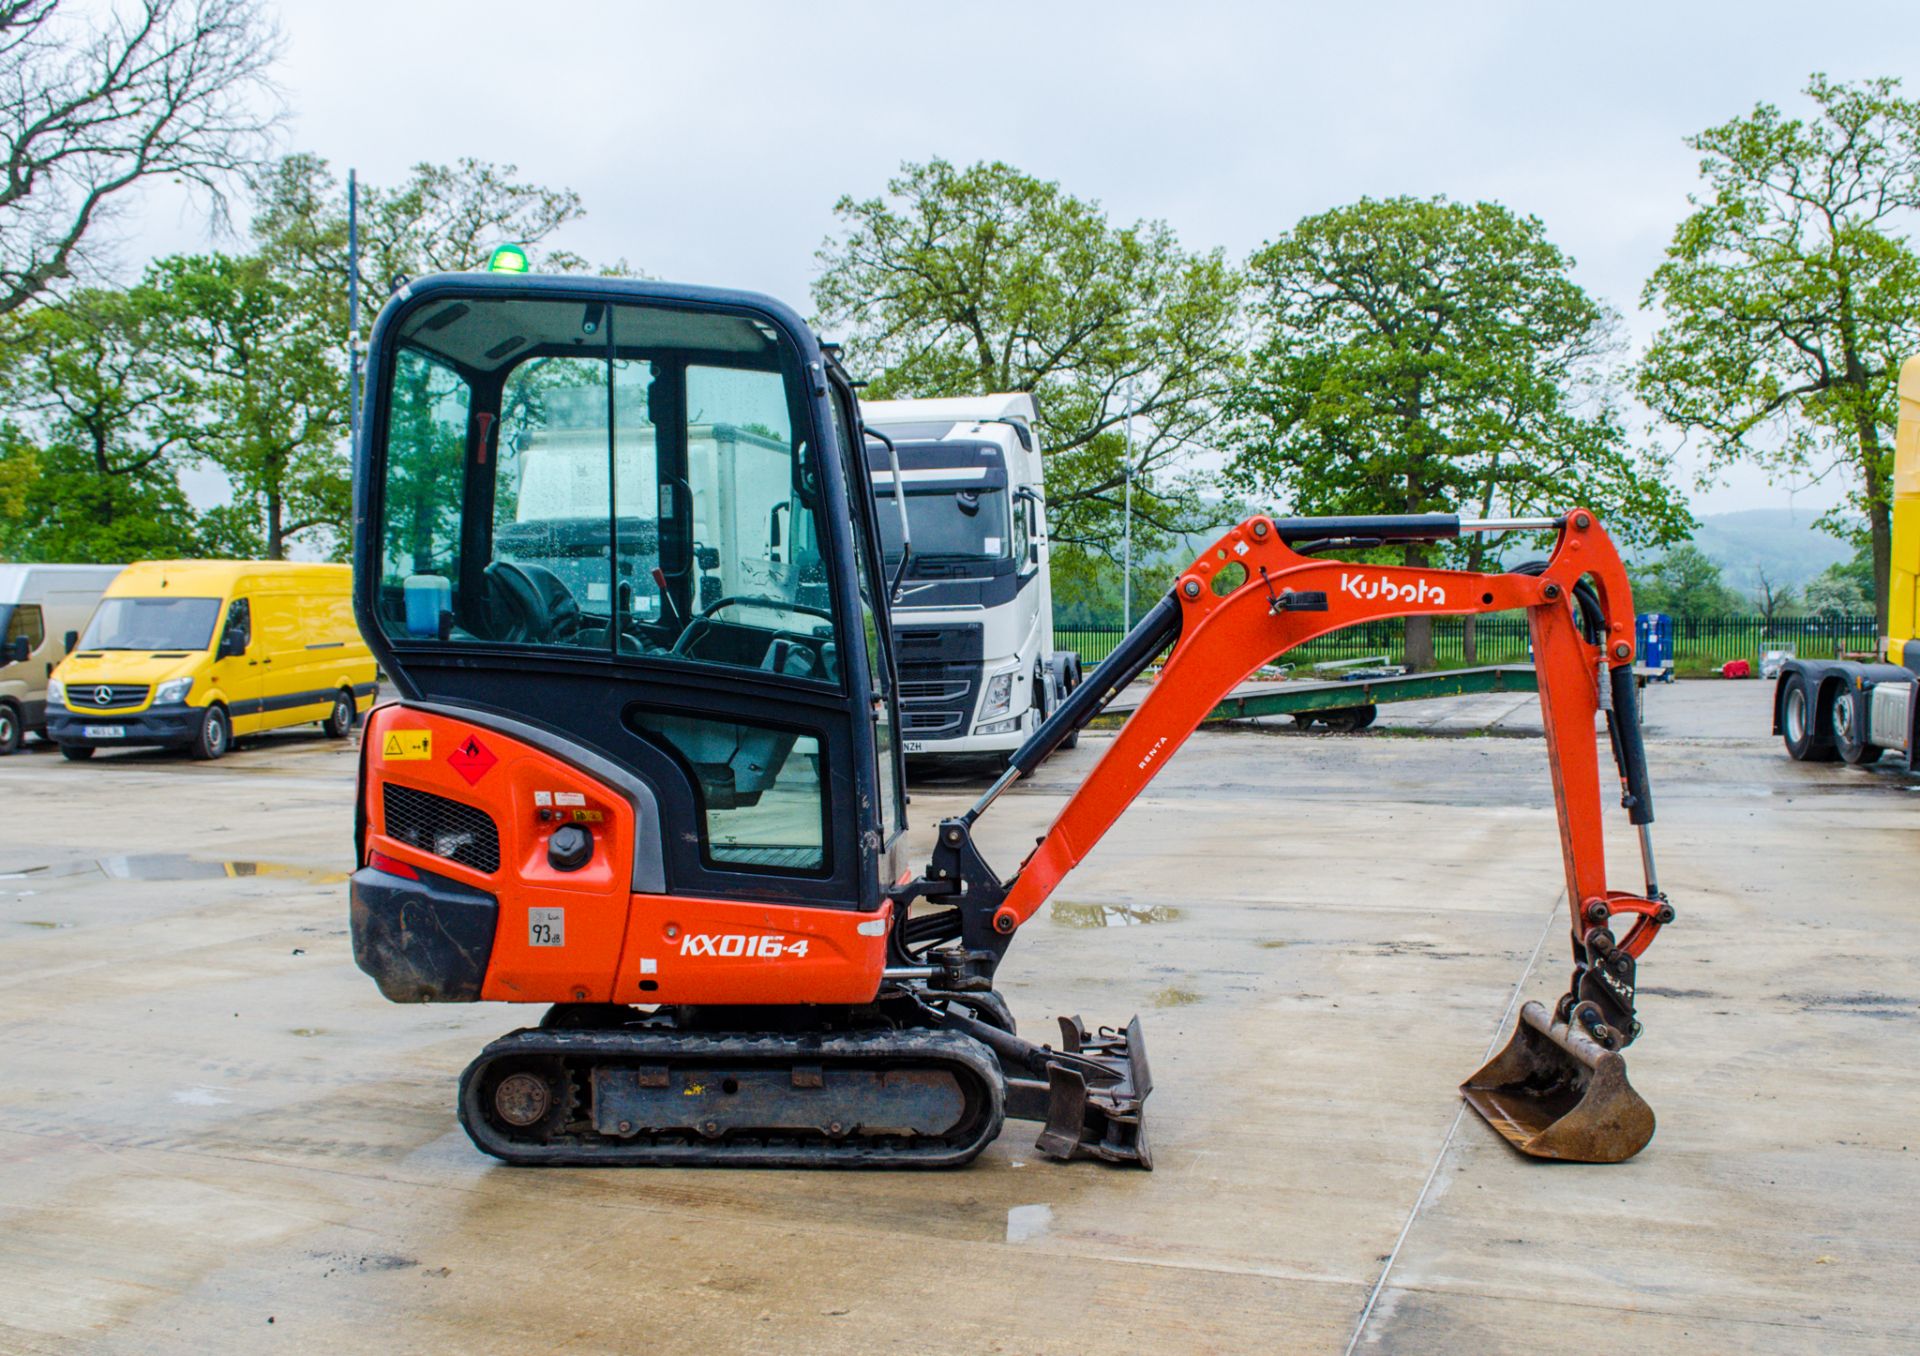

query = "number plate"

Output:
[[903, 740, 925, 753], [82, 725, 126, 739], [528, 908, 564, 947]]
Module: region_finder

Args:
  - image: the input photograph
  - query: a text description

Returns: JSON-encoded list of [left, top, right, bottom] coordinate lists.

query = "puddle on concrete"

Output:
[[1006, 1203, 1053, 1244], [96, 854, 349, 884], [170, 1087, 230, 1106], [1050, 900, 1183, 928]]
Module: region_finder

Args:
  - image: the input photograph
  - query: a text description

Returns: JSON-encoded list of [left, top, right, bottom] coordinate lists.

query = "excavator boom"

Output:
[[894, 508, 1671, 1164]]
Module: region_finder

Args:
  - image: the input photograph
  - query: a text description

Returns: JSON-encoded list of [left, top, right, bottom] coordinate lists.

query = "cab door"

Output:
[[212, 596, 265, 734]]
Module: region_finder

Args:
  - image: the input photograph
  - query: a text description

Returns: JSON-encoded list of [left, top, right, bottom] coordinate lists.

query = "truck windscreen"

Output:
[[371, 294, 840, 684], [878, 488, 1011, 569]]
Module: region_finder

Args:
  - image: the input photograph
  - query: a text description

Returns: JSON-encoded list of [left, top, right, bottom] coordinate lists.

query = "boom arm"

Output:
[[894, 509, 1671, 1054]]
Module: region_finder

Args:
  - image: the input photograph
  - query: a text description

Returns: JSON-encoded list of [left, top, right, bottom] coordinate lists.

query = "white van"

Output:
[[0, 564, 124, 754]]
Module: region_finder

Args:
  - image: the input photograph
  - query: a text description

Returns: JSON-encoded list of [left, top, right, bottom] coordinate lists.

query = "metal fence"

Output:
[[1056, 614, 1881, 670]]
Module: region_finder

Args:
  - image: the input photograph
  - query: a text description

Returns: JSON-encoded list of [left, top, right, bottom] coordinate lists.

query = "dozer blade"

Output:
[[1034, 1015, 1153, 1169], [1461, 1000, 1654, 1163]]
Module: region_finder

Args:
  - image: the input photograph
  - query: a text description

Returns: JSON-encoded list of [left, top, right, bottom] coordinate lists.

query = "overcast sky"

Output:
[[121, 0, 1920, 521]]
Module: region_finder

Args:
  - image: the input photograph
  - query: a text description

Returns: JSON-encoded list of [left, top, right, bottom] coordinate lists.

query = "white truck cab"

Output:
[[862, 393, 1080, 761]]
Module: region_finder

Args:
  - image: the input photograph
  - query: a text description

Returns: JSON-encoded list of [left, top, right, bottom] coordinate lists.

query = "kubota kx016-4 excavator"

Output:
[[349, 273, 1672, 1169]]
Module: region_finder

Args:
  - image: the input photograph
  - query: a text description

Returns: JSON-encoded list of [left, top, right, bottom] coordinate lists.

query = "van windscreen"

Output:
[[80, 597, 222, 651]]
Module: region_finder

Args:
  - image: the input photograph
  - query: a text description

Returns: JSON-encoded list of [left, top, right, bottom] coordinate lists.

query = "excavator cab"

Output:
[[353, 274, 906, 921]]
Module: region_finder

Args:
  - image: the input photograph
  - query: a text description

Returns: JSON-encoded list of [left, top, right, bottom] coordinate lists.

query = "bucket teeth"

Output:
[[1461, 1000, 1655, 1163]]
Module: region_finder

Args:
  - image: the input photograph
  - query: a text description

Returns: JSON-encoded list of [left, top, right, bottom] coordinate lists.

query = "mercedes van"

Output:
[[0, 563, 124, 754], [47, 560, 377, 761]]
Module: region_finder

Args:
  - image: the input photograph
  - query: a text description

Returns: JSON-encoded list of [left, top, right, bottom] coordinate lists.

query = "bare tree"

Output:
[[0, 0, 281, 315]]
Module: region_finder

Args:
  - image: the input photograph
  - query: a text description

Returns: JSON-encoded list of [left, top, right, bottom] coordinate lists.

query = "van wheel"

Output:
[[59, 743, 94, 761], [0, 701, 18, 755], [323, 689, 355, 738], [191, 705, 231, 761], [1831, 687, 1880, 766]]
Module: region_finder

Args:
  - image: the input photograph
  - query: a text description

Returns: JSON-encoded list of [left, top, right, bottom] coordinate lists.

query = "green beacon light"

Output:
[[487, 243, 531, 274]]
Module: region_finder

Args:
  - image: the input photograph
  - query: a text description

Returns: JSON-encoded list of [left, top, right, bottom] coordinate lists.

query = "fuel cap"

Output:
[[548, 823, 593, 872]]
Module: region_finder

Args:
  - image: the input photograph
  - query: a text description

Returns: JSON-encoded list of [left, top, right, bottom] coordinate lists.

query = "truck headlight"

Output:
[[974, 717, 1021, 736], [46, 678, 64, 706], [154, 676, 193, 705], [980, 670, 1017, 720]]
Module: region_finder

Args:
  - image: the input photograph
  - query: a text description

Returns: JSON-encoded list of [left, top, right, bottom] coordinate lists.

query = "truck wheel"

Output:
[[190, 704, 231, 761], [323, 689, 355, 738], [59, 743, 95, 761], [0, 701, 18, 756], [1831, 687, 1881, 766], [1059, 656, 1081, 750], [1780, 673, 1836, 762]]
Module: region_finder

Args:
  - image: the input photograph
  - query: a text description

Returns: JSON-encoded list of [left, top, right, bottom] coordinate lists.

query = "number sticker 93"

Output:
[[679, 933, 809, 959]]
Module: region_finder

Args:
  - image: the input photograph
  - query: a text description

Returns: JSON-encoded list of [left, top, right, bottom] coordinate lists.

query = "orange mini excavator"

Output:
[[349, 273, 1671, 1169]]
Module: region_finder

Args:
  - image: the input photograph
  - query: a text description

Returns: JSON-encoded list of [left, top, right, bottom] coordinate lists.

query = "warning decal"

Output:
[[382, 730, 432, 760], [447, 733, 499, 785]]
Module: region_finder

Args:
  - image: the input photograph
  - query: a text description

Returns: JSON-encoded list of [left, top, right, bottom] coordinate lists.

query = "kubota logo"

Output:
[[1340, 572, 1447, 606]]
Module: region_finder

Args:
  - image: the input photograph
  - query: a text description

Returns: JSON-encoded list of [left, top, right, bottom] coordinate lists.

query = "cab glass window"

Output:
[[5, 604, 43, 651], [629, 710, 826, 873], [373, 297, 837, 684]]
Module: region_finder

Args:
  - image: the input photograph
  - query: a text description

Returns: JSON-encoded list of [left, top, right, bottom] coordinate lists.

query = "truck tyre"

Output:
[[1780, 672, 1836, 762], [1317, 704, 1378, 733], [1059, 655, 1082, 750], [191, 704, 231, 761], [59, 743, 94, 761], [1831, 686, 1881, 766], [323, 689, 355, 738], [0, 701, 18, 755]]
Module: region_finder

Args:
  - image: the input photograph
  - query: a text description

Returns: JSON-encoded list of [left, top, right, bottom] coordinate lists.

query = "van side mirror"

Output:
[[7, 636, 27, 664], [63, 630, 77, 654], [218, 628, 246, 659]]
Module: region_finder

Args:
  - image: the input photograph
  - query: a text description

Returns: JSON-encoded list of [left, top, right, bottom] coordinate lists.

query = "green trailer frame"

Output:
[[1107, 664, 1540, 723]]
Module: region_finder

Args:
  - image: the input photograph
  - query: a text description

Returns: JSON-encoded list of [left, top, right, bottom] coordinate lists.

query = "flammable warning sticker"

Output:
[[382, 730, 432, 760]]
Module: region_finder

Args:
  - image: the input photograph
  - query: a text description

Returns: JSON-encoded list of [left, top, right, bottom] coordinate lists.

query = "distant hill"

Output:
[[1682, 509, 1854, 595]]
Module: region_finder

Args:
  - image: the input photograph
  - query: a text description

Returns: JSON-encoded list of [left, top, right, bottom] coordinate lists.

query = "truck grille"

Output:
[[68, 683, 149, 709], [899, 679, 969, 703], [901, 709, 964, 734], [382, 784, 501, 874]]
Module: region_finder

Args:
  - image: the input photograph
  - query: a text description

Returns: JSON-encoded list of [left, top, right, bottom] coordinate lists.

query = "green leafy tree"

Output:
[[146, 252, 347, 558], [1232, 196, 1690, 667], [812, 158, 1242, 571], [0, 286, 230, 560], [254, 153, 602, 325], [1631, 544, 1745, 617], [1639, 74, 1920, 631]]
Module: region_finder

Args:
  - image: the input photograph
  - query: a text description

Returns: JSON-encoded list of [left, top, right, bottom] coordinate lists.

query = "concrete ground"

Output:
[[1, 680, 1915, 1354]]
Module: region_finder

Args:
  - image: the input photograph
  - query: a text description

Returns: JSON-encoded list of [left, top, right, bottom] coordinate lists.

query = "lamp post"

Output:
[[348, 168, 361, 440], [1120, 387, 1135, 629]]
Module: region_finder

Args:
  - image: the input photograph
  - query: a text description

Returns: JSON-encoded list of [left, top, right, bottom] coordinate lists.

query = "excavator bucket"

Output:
[[1461, 1001, 1654, 1163]]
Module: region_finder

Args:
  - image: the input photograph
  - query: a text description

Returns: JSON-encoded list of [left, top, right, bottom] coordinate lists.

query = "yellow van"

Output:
[[47, 560, 377, 761]]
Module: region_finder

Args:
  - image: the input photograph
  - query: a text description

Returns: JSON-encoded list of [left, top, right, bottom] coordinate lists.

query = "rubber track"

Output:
[[457, 1026, 1007, 1168]]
